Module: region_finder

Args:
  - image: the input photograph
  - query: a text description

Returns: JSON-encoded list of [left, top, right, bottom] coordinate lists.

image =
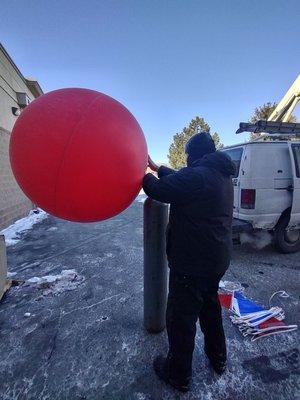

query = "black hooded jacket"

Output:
[[143, 151, 236, 280]]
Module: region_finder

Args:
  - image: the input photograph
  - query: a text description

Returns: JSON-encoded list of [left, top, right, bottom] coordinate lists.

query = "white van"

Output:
[[222, 140, 300, 253]]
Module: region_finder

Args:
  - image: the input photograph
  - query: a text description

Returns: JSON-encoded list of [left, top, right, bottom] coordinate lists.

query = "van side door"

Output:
[[288, 143, 300, 229]]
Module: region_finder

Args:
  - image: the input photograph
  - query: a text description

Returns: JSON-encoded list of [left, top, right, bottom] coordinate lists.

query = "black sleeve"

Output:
[[157, 165, 176, 178], [142, 168, 204, 204]]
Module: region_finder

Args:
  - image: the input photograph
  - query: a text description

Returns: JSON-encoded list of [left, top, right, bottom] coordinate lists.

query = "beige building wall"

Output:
[[0, 44, 43, 230]]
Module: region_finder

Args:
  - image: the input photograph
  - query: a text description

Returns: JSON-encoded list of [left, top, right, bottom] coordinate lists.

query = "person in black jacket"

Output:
[[143, 132, 235, 392]]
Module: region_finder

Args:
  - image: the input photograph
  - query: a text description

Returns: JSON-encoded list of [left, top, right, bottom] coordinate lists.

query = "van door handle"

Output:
[[285, 185, 294, 192]]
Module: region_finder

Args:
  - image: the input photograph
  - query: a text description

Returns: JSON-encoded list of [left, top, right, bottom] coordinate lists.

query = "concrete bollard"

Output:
[[143, 197, 169, 333]]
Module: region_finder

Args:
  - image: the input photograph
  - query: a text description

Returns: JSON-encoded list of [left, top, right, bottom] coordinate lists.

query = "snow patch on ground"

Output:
[[122, 342, 130, 351], [219, 280, 244, 292], [47, 226, 58, 232], [24, 269, 84, 295], [135, 393, 148, 400], [204, 368, 260, 400], [0, 210, 48, 246], [136, 194, 147, 203]]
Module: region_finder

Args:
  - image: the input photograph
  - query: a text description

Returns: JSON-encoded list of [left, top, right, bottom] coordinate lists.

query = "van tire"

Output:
[[274, 215, 300, 253]]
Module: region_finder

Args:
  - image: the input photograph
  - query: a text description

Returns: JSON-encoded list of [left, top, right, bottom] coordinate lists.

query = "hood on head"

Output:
[[185, 133, 216, 166], [195, 151, 236, 176]]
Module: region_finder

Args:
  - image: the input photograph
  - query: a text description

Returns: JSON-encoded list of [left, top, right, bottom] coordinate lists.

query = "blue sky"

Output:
[[1, 0, 299, 163]]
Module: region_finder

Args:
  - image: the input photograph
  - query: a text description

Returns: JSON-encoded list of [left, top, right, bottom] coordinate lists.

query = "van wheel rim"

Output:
[[284, 230, 300, 244]]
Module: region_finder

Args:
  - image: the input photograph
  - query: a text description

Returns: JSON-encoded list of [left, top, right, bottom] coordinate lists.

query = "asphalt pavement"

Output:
[[0, 199, 299, 400]]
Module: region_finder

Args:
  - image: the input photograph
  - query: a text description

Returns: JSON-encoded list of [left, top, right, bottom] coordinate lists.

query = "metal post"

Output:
[[143, 197, 169, 333], [0, 235, 8, 301]]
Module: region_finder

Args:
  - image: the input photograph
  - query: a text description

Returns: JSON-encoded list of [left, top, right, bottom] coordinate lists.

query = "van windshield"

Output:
[[222, 148, 243, 178]]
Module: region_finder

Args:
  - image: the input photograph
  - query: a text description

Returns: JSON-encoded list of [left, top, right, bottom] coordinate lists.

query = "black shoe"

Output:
[[204, 348, 227, 375], [153, 355, 191, 393]]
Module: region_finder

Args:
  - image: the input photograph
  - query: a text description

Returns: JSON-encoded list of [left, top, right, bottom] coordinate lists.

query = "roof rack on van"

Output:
[[236, 120, 300, 136]]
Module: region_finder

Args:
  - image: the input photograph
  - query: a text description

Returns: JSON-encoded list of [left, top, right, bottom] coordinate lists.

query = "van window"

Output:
[[222, 148, 243, 178], [292, 144, 300, 177]]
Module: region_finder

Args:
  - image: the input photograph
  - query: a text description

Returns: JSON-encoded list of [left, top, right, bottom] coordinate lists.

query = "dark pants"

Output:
[[166, 269, 226, 380]]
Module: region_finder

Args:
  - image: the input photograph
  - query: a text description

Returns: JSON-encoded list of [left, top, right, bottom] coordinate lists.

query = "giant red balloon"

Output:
[[10, 88, 148, 222]]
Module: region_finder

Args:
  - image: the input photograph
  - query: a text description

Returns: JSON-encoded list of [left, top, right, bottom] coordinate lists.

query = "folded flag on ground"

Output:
[[218, 291, 297, 341]]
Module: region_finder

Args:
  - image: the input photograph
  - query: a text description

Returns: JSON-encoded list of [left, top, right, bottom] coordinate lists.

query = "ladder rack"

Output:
[[236, 120, 300, 136]]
